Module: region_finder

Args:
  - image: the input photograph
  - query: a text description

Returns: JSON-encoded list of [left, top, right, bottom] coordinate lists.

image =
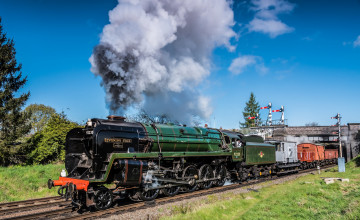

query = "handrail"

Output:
[[151, 123, 162, 153]]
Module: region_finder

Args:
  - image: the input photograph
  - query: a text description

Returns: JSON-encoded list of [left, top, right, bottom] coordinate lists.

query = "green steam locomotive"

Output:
[[48, 116, 277, 210]]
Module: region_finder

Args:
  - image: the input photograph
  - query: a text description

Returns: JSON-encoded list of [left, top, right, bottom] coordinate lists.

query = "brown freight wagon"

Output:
[[297, 143, 325, 169], [317, 145, 325, 161], [324, 149, 338, 165]]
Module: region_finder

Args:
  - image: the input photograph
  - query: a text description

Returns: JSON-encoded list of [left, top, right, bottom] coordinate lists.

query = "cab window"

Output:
[[224, 135, 230, 144], [232, 138, 242, 148]]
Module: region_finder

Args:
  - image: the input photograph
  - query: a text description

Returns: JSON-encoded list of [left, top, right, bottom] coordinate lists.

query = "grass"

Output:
[[0, 163, 64, 202], [164, 157, 360, 220]]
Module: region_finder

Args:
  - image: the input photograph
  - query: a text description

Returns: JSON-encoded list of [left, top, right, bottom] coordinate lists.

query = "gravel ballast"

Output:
[[102, 172, 315, 220]]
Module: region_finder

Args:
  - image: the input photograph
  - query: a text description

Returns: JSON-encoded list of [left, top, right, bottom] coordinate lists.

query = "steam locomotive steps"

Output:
[[67, 165, 336, 220], [0, 196, 69, 216]]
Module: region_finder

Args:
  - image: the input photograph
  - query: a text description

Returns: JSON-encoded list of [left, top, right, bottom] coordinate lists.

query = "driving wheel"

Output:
[[94, 187, 113, 210], [181, 165, 198, 192], [198, 164, 214, 189]]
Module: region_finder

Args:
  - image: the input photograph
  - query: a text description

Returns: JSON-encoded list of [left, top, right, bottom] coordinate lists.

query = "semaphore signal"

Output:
[[259, 103, 285, 126], [331, 113, 345, 172], [263, 102, 272, 126], [272, 106, 285, 125]]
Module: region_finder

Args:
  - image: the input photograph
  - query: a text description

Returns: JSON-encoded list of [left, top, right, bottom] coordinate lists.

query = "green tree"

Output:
[[25, 113, 80, 164], [240, 92, 260, 128], [25, 112, 80, 164], [25, 104, 56, 134], [0, 17, 31, 165]]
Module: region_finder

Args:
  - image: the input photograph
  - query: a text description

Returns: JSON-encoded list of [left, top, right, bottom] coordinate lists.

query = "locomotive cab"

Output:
[[221, 131, 244, 162]]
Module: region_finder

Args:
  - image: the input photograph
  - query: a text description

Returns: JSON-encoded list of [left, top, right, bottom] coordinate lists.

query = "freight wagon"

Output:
[[266, 141, 300, 175], [324, 149, 338, 165], [297, 143, 339, 169]]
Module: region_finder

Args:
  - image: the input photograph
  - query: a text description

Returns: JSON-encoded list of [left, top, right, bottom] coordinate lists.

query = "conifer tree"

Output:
[[0, 17, 31, 165], [240, 92, 260, 128]]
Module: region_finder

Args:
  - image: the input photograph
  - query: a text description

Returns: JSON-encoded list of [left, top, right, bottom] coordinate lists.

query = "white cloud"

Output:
[[250, 0, 295, 18], [228, 55, 268, 75], [228, 55, 257, 74], [248, 18, 294, 38], [248, 0, 295, 38], [354, 35, 360, 47]]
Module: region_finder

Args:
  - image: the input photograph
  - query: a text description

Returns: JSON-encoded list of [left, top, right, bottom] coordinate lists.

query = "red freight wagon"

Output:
[[317, 145, 325, 161], [297, 143, 314, 162], [324, 149, 338, 160], [297, 143, 324, 162], [324, 149, 338, 165], [297, 143, 325, 168]]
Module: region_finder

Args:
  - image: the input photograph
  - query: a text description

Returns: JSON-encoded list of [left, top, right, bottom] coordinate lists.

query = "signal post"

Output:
[[332, 113, 345, 172]]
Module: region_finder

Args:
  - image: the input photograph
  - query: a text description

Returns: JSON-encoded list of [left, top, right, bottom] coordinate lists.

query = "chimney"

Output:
[[107, 115, 126, 121]]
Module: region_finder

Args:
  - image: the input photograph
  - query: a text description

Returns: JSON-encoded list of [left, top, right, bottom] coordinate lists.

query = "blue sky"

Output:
[[0, 0, 359, 128]]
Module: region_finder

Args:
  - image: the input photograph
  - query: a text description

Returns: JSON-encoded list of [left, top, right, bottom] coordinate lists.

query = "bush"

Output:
[[22, 113, 80, 164]]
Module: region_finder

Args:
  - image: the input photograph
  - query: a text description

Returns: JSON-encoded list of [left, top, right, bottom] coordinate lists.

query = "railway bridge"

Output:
[[261, 123, 360, 162]]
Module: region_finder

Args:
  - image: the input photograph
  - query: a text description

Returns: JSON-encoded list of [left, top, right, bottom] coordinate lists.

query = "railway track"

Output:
[[71, 165, 336, 220], [1, 165, 336, 220], [0, 196, 71, 219], [69, 179, 266, 220], [0, 196, 61, 210]]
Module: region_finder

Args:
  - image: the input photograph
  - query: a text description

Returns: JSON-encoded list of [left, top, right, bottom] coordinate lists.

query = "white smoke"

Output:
[[224, 180, 234, 186], [90, 0, 235, 124]]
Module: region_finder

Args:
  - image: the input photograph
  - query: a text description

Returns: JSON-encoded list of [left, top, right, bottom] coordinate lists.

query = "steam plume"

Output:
[[90, 0, 235, 123]]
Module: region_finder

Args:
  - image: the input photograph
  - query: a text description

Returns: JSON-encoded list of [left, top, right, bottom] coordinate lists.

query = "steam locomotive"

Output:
[[47, 116, 332, 210]]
